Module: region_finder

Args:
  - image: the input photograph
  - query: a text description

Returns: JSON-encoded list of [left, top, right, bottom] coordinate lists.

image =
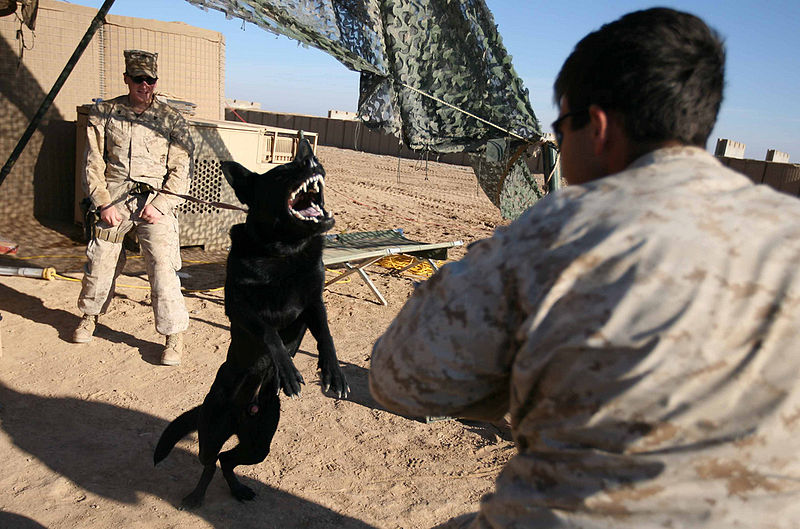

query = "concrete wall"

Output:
[[224, 109, 555, 191], [0, 0, 224, 224], [718, 156, 800, 196], [226, 107, 481, 167]]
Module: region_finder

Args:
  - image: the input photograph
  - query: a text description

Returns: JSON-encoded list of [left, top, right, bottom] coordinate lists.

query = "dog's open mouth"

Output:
[[288, 174, 329, 222]]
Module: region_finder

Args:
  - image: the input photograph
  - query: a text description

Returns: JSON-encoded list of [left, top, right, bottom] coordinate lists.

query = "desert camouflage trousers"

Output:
[[77, 190, 189, 336]]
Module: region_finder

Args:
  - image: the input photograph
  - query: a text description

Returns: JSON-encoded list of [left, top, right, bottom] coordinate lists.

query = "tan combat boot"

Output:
[[72, 314, 98, 343], [160, 333, 183, 366]]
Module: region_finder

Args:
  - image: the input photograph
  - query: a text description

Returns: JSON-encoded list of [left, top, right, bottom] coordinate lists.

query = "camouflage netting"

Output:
[[185, 0, 546, 218]]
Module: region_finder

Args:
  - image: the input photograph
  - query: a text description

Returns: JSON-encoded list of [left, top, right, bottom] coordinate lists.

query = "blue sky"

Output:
[[73, 0, 800, 161]]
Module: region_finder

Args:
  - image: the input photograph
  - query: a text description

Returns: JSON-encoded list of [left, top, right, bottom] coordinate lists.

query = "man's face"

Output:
[[124, 74, 156, 107], [556, 98, 603, 185]]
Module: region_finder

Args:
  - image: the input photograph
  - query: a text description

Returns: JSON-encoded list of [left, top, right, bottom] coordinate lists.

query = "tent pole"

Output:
[[0, 0, 117, 189], [544, 144, 561, 192]]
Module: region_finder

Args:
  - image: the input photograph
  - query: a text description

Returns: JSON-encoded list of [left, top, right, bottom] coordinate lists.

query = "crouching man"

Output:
[[370, 8, 800, 528]]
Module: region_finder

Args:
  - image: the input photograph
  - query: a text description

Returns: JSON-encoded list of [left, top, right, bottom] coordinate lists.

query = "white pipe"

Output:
[[0, 266, 56, 280]]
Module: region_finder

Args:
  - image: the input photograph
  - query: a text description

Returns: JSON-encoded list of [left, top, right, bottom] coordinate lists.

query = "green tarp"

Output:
[[185, 0, 546, 217]]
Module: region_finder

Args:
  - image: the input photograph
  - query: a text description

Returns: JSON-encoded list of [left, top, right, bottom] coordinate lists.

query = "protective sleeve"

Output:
[[369, 232, 519, 421]]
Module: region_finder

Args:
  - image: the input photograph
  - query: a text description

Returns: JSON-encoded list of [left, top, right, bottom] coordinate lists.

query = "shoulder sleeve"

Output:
[[83, 101, 112, 207]]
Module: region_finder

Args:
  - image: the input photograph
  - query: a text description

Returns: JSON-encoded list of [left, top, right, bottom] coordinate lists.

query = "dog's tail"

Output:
[[153, 406, 200, 466]]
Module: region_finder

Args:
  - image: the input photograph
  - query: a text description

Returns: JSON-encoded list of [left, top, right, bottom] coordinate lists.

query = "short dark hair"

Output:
[[554, 8, 725, 147]]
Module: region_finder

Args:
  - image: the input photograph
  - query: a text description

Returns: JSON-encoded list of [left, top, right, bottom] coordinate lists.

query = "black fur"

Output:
[[153, 138, 349, 509]]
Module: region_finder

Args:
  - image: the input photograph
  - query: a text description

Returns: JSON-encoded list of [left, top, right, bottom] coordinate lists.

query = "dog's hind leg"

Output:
[[180, 371, 238, 509], [218, 446, 259, 502], [180, 427, 231, 509], [181, 463, 216, 509], [180, 424, 232, 509], [219, 392, 280, 502]]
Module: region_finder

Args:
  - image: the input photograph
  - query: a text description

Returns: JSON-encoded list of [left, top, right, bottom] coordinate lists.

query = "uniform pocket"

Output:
[[144, 134, 168, 154], [144, 134, 169, 167]]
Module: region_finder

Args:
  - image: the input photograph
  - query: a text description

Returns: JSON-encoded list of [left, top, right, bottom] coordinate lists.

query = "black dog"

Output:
[[154, 138, 349, 508]]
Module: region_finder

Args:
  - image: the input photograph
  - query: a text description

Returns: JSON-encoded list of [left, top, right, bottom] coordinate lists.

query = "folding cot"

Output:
[[322, 229, 463, 305]]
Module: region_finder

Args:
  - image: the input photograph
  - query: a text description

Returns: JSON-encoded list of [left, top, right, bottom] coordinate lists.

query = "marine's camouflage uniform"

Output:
[[78, 95, 193, 335], [370, 147, 800, 528]]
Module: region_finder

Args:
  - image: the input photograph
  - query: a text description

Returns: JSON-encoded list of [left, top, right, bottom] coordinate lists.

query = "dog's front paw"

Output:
[[276, 357, 305, 397], [320, 362, 350, 399]]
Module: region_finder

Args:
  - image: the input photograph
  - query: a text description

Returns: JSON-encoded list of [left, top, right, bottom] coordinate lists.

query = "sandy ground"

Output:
[[0, 146, 514, 529]]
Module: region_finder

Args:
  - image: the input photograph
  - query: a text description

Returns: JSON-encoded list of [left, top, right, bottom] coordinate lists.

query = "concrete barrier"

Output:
[[225, 108, 473, 166], [718, 156, 800, 196]]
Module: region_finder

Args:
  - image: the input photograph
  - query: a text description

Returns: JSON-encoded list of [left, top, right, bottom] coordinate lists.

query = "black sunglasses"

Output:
[[129, 75, 158, 85], [551, 108, 588, 147]]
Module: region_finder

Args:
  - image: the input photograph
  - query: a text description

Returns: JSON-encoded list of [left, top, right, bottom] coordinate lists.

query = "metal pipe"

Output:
[[0, 266, 56, 280], [544, 144, 562, 192], [0, 0, 117, 188]]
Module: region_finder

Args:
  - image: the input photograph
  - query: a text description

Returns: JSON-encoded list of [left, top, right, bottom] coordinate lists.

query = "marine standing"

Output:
[[72, 49, 194, 366]]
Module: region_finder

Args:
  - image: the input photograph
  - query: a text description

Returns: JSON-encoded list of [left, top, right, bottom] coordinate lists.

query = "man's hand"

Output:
[[99, 204, 122, 226], [139, 203, 163, 224]]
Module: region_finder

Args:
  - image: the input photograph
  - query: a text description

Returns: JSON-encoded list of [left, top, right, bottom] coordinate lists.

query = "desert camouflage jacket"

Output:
[[82, 95, 194, 215], [370, 147, 800, 528]]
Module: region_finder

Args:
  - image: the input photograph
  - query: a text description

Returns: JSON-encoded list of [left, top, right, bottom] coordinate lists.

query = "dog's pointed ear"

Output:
[[221, 161, 254, 205], [294, 138, 315, 166]]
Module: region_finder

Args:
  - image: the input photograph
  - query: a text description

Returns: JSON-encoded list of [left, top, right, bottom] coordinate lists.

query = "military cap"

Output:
[[124, 49, 158, 79]]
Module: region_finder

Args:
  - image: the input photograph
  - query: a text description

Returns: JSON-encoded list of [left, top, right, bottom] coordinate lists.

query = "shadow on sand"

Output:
[[0, 282, 162, 358], [0, 380, 376, 528], [295, 349, 512, 442]]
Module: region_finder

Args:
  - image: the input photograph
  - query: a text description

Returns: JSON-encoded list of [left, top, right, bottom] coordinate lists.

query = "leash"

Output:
[[149, 185, 248, 212]]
